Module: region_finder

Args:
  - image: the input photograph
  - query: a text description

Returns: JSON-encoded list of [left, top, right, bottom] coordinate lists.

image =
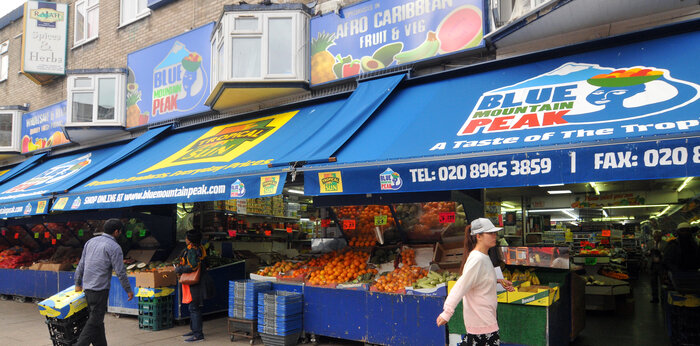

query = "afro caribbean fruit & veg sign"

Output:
[[126, 23, 213, 128], [20, 101, 70, 154], [310, 0, 485, 85]]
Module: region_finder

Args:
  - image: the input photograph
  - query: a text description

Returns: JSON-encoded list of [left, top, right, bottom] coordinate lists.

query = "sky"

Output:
[[0, 0, 26, 19]]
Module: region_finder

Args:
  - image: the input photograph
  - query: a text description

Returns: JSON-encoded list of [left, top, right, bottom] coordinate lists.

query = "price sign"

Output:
[[139, 229, 146, 237], [51, 239, 57, 245], [343, 219, 356, 230], [34, 233, 39, 239], [14, 233, 19, 239], [228, 230, 236, 237], [78, 229, 84, 237], [56, 234, 62, 240], [439, 212, 456, 224], [374, 215, 387, 226], [126, 231, 132, 238], [1, 230, 5, 236], [601, 238, 610, 245], [584, 257, 598, 265], [264, 230, 272, 236], [286, 227, 293, 234], [45, 232, 50, 239], [321, 219, 331, 227], [601, 229, 611, 237]]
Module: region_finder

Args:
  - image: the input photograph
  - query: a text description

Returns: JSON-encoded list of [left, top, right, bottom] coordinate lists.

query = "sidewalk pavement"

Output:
[[0, 299, 359, 345]]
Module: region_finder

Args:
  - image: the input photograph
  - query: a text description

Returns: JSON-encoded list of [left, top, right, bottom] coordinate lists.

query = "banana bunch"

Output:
[[530, 272, 541, 285], [413, 271, 459, 289], [504, 269, 540, 285]]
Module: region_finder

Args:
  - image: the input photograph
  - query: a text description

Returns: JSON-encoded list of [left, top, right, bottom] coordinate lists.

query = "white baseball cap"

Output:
[[471, 218, 502, 235]]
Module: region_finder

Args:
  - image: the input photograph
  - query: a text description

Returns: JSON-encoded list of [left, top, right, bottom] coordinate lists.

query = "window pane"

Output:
[[72, 92, 94, 122], [231, 37, 260, 78], [268, 18, 292, 75], [88, 0, 98, 7], [76, 3, 85, 42], [97, 78, 115, 120], [74, 77, 91, 88], [0, 113, 11, 147], [218, 43, 224, 80], [138, 0, 148, 12], [0, 55, 8, 81], [211, 39, 217, 84], [87, 7, 99, 39], [235, 17, 258, 31]]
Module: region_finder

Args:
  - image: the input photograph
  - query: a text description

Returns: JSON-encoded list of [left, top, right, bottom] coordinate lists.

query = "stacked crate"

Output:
[[229, 280, 272, 320], [44, 308, 89, 346], [138, 295, 173, 331], [257, 291, 303, 346]]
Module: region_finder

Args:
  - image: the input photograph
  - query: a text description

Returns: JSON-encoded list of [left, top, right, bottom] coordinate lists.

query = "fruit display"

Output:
[[395, 202, 465, 241], [307, 251, 375, 286], [373, 266, 428, 293], [256, 260, 303, 277], [400, 248, 416, 266], [0, 246, 55, 269], [369, 248, 397, 265], [349, 234, 376, 248], [413, 271, 458, 289], [599, 267, 629, 280], [503, 269, 541, 285], [333, 205, 396, 239]]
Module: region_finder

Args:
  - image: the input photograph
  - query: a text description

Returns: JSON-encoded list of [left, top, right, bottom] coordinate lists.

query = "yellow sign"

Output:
[[142, 111, 297, 173], [54, 197, 68, 210], [260, 175, 280, 196], [318, 171, 343, 193], [36, 200, 47, 214]]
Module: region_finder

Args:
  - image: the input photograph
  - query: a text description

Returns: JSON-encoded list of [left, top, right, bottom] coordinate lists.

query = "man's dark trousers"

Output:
[[76, 289, 109, 346]]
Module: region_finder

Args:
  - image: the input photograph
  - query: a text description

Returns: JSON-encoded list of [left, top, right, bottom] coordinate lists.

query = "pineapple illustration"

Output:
[[311, 32, 337, 84]]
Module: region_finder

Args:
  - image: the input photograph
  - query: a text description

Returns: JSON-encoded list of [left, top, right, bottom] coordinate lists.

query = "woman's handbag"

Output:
[[179, 266, 201, 285]]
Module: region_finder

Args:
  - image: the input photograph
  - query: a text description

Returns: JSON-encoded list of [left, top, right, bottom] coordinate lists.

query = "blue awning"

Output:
[[304, 27, 700, 195], [52, 75, 405, 211], [0, 127, 169, 218], [0, 153, 47, 185]]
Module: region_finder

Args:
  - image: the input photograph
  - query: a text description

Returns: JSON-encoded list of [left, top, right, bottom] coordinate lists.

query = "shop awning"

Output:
[[52, 74, 405, 211], [0, 127, 170, 218], [304, 25, 700, 195], [0, 153, 46, 185]]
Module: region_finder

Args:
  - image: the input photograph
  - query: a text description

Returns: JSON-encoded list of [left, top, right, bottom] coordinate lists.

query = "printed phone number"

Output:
[[410, 158, 552, 182], [592, 146, 700, 169]]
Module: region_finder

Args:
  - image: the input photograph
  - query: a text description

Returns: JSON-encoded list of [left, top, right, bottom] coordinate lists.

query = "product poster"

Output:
[[126, 22, 213, 128], [310, 0, 485, 85], [20, 101, 70, 154]]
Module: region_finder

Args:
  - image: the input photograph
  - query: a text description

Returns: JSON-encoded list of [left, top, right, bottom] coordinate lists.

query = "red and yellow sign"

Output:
[[260, 175, 281, 196], [319, 171, 343, 193]]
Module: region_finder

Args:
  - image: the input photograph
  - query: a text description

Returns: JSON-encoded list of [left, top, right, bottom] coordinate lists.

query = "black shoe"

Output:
[[184, 335, 204, 342], [182, 331, 194, 337]]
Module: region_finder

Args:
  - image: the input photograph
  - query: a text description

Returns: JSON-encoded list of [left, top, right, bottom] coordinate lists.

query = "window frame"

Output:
[[119, 0, 151, 28], [0, 39, 9, 82], [0, 110, 21, 152], [74, 0, 99, 47], [66, 74, 126, 126]]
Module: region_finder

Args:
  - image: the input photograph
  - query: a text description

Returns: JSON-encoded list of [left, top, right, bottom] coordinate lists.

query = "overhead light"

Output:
[[502, 202, 515, 209], [501, 209, 522, 213], [562, 209, 579, 220], [589, 182, 600, 195], [286, 189, 304, 195], [592, 216, 633, 221], [551, 218, 577, 222], [656, 205, 672, 217], [539, 183, 564, 187], [677, 177, 693, 192], [569, 221, 579, 226], [547, 190, 572, 195], [602, 204, 668, 209], [528, 208, 575, 213], [602, 209, 608, 217]]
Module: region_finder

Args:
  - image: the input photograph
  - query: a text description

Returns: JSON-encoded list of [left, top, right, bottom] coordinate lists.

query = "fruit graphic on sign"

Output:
[[311, 32, 337, 84], [126, 83, 149, 128], [436, 5, 483, 54], [588, 68, 663, 87], [394, 31, 440, 65]]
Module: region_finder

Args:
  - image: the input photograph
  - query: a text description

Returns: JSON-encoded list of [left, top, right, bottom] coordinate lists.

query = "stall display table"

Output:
[[573, 256, 630, 311], [0, 268, 60, 299]]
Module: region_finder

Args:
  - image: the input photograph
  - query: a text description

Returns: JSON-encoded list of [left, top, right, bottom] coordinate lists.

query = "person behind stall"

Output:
[[664, 222, 700, 273], [176, 230, 211, 342], [437, 218, 515, 346], [74, 219, 134, 346], [648, 230, 666, 303]]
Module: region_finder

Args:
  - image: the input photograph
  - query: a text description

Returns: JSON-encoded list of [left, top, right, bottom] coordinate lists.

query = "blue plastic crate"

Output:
[[257, 301, 303, 316], [257, 323, 302, 336], [257, 315, 302, 330], [257, 313, 302, 324], [258, 291, 303, 304]]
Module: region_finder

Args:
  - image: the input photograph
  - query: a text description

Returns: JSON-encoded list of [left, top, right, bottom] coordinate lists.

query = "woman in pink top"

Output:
[[437, 218, 514, 346]]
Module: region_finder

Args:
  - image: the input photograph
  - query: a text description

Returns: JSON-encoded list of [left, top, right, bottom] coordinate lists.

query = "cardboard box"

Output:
[[40, 262, 73, 272], [134, 268, 177, 288], [504, 281, 560, 306], [125, 249, 156, 263], [433, 242, 464, 273], [405, 283, 448, 297], [38, 285, 87, 319], [136, 286, 175, 298]]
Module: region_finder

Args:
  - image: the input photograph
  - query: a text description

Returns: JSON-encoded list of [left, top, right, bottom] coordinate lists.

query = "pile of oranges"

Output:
[[306, 251, 377, 286], [349, 234, 376, 248], [400, 248, 416, 266], [256, 260, 302, 277], [373, 266, 428, 293]]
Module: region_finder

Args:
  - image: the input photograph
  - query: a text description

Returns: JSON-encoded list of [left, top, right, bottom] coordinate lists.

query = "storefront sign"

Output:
[[126, 22, 213, 128], [319, 171, 343, 193], [20, 101, 70, 154], [21, 1, 68, 83], [0, 198, 49, 218], [310, 0, 484, 85]]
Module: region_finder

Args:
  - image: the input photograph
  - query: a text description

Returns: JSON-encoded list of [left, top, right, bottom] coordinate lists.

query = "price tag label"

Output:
[[51, 239, 57, 245], [228, 230, 236, 237], [56, 234, 62, 240], [1, 230, 5, 236], [439, 212, 456, 224], [374, 215, 387, 226], [585, 257, 598, 265], [78, 229, 84, 237], [264, 230, 272, 236], [139, 229, 146, 237], [34, 233, 39, 239], [45, 232, 50, 239], [342, 219, 356, 230], [601, 238, 610, 245], [126, 231, 132, 238], [14, 233, 19, 239], [601, 229, 611, 237], [286, 227, 293, 234], [321, 219, 331, 227]]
